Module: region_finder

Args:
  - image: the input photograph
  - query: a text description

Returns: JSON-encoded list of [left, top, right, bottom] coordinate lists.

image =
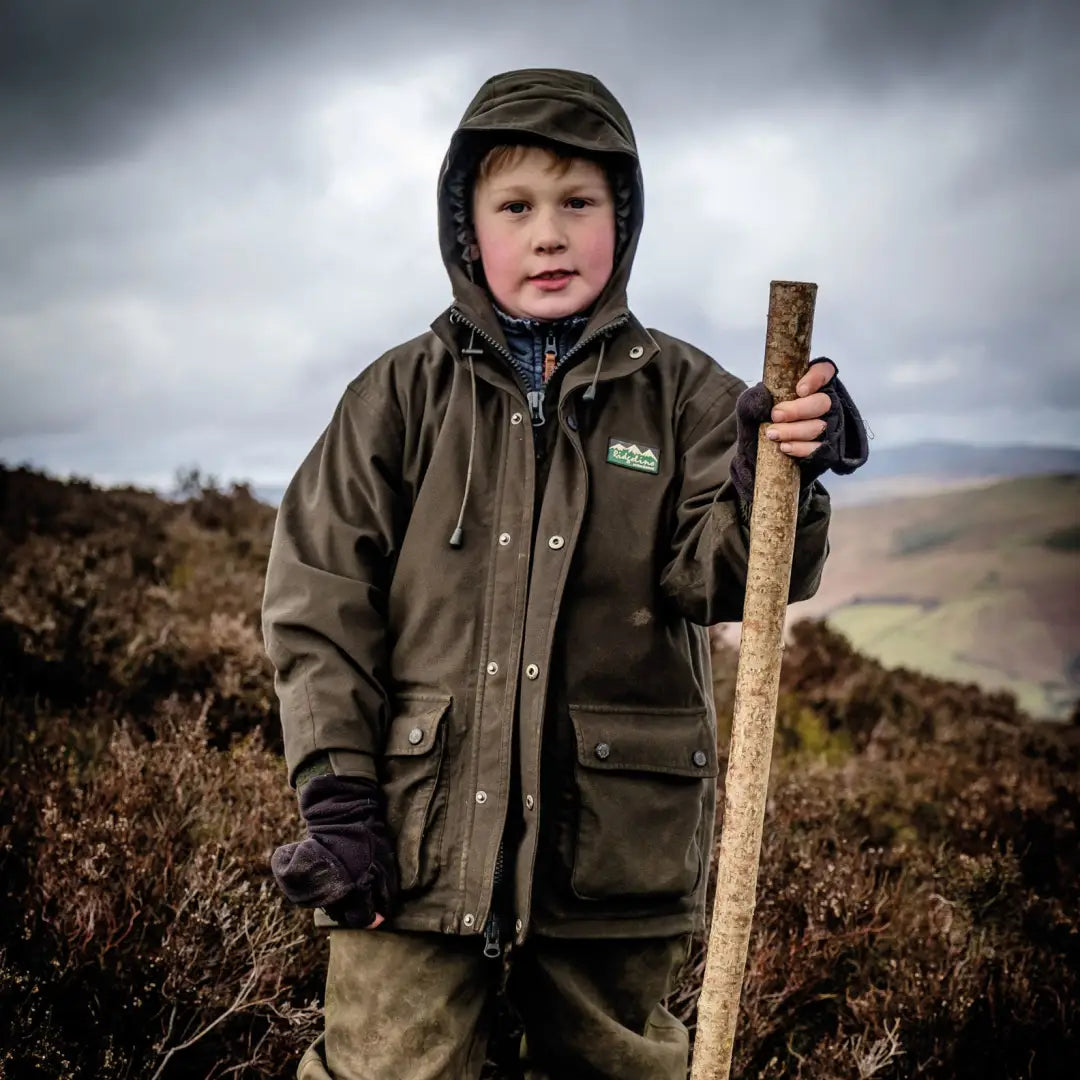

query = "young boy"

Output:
[[263, 68, 868, 1080]]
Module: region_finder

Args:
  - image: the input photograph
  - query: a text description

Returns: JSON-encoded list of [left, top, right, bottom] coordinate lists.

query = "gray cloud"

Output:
[[1, 0, 351, 174], [1, 0, 1078, 489]]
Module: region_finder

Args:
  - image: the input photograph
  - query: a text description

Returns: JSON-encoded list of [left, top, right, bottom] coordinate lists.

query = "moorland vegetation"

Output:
[[1, 465, 1077, 1078]]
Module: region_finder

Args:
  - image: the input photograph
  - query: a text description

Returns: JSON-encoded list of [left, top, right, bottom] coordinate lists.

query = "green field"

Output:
[[827, 599, 1065, 718], [811, 474, 1080, 720]]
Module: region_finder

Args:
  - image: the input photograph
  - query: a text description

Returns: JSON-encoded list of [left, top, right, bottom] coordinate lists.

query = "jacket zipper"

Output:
[[449, 308, 513, 362], [447, 308, 630, 952], [451, 308, 540, 423], [559, 314, 629, 367], [527, 330, 559, 427], [527, 390, 545, 426], [482, 842, 505, 959], [450, 308, 630, 422]]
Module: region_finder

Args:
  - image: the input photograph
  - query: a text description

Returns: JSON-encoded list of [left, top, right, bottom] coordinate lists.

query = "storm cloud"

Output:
[[2, 0, 1077, 489]]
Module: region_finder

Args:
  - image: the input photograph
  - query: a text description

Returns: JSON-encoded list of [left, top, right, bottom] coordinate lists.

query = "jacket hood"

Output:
[[436, 68, 644, 350]]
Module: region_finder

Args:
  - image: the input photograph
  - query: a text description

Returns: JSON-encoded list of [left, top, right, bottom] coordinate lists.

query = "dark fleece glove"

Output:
[[730, 357, 870, 506], [271, 773, 398, 928]]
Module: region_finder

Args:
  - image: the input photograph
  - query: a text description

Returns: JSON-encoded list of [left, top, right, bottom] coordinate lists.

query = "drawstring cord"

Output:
[[449, 330, 609, 547], [450, 328, 481, 548], [581, 338, 607, 402]]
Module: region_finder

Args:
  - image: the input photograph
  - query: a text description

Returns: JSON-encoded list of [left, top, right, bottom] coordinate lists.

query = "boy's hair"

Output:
[[476, 143, 580, 184]]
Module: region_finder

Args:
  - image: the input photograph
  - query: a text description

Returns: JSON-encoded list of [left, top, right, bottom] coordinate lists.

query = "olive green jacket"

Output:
[[262, 69, 831, 941]]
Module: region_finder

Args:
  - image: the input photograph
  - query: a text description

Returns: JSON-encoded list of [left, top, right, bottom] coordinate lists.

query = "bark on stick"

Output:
[[690, 280, 817, 1080]]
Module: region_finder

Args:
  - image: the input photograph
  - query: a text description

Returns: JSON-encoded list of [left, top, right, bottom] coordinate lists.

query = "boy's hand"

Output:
[[730, 357, 869, 506], [765, 358, 837, 458], [271, 773, 398, 929]]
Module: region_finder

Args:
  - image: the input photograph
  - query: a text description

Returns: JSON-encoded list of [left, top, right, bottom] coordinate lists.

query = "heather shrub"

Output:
[[0, 465, 277, 745], [2, 467, 1078, 1078], [1, 698, 322, 1079], [669, 625, 1080, 1079]]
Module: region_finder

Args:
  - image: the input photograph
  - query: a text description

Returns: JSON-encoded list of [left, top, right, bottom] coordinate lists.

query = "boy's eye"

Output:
[[503, 201, 529, 214], [566, 197, 589, 209]]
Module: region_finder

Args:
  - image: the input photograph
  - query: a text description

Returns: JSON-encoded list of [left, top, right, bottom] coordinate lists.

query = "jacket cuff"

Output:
[[293, 752, 334, 791], [328, 749, 379, 783], [291, 749, 380, 790]]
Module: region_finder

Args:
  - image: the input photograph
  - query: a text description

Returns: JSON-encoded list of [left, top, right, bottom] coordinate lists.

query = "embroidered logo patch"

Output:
[[607, 438, 660, 475]]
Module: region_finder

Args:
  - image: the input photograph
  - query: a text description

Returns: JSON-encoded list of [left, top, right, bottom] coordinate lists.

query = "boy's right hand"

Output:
[[271, 773, 398, 929]]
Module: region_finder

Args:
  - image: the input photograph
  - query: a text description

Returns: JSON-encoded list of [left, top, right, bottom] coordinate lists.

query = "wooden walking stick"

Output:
[[690, 280, 818, 1080]]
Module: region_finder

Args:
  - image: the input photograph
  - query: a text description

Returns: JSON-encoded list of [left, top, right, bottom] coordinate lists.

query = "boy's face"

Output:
[[472, 147, 616, 321]]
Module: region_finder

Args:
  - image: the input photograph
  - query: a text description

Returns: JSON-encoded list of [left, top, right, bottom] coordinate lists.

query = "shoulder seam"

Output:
[[684, 371, 743, 443], [345, 381, 383, 415]]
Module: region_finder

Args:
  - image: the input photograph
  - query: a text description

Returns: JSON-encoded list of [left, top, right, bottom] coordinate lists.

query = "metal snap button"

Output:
[[525, 664, 539, 680], [408, 727, 424, 746], [499, 532, 511, 546], [486, 661, 499, 675], [475, 790, 488, 804], [511, 412, 523, 425], [548, 535, 565, 550], [463, 913, 475, 927], [525, 794, 535, 810], [629, 345, 644, 359], [594, 742, 611, 760], [692, 749, 708, 767]]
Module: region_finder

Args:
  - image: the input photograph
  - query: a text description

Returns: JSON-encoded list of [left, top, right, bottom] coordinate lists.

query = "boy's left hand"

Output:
[[765, 359, 837, 457], [729, 357, 870, 507]]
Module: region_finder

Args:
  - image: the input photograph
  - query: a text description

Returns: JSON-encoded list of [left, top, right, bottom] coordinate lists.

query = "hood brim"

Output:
[[436, 69, 644, 347]]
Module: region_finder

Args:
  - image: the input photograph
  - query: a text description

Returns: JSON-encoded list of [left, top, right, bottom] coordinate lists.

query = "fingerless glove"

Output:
[[731, 357, 869, 507], [271, 772, 399, 928]]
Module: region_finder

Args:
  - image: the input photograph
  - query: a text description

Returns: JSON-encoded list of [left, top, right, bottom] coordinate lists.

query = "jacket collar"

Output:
[[431, 306, 660, 397]]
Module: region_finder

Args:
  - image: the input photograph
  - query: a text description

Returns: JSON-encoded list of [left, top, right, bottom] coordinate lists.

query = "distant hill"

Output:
[[852, 440, 1080, 480], [832, 441, 1080, 505], [793, 473, 1080, 719]]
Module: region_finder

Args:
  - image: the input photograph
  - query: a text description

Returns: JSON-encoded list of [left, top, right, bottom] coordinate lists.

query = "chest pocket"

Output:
[[567, 704, 718, 901]]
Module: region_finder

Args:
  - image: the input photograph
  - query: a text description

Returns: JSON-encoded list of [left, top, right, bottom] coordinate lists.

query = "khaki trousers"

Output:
[[297, 929, 691, 1080]]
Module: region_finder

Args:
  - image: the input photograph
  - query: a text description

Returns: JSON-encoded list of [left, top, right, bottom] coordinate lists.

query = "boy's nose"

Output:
[[531, 208, 568, 253], [534, 236, 567, 254]]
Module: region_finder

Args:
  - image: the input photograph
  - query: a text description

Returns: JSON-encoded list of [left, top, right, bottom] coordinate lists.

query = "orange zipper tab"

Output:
[[543, 332, 558, 382]]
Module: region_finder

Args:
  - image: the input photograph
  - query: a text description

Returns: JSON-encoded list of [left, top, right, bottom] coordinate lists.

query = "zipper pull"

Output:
[[543, 332, 558, 382], [527, 390, 546, 426], [482, 911, 502, 959]]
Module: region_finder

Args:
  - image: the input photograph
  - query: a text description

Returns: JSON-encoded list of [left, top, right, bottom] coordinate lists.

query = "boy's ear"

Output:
[[467, 243, 480, 262]]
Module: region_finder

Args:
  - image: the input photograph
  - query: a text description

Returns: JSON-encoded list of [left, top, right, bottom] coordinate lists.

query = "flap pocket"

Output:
[[569, 705, 718, 778], [566, 703, 717, 901], [381, 695, 452, 893], [384, 697, 451, 756]]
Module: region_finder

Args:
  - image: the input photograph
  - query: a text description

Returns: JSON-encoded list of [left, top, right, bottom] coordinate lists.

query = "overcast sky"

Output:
[[2, 0, 1078, 492]]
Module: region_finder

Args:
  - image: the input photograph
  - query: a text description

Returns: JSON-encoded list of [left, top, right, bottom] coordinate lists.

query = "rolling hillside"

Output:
[[795, 473, 1080, 718]]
